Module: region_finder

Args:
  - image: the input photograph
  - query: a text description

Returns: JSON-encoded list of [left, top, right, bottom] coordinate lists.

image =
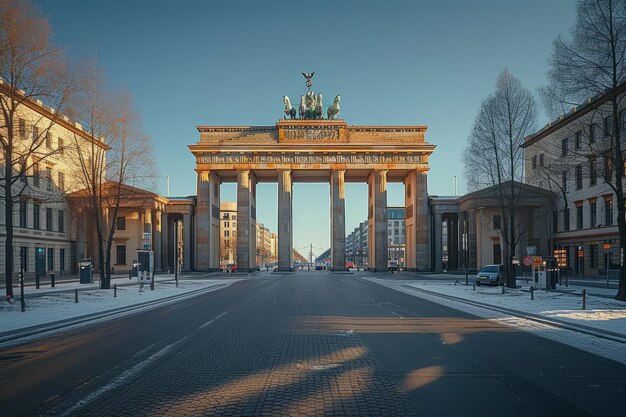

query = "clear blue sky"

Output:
[[36, 0, 576, 256]]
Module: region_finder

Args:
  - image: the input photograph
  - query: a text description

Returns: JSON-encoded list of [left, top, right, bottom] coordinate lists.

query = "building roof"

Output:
[[0, 81, 110, 150], [522, 80, 626, 148]]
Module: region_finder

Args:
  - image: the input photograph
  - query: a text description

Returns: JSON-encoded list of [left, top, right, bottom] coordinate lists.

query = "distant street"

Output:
[[0, 270, 624, 416]]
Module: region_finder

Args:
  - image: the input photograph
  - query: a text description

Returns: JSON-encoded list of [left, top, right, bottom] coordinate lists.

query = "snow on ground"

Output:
[[0, 275, 240, 335], [403, 279, 626, 336], [365, 277, 626, 365]]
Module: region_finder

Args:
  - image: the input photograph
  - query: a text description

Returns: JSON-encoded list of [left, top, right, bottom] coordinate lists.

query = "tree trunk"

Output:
[[3, 159, 14, 299]]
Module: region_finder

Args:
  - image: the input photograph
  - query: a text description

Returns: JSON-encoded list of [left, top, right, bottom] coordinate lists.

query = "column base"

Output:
[[272, 269, 294, 274], [331, 269, 353, 274]]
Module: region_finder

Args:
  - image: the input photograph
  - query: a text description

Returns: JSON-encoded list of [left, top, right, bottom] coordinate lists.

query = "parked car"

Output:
[[226, 263, 237, 273], [476, 264, 504, 286]]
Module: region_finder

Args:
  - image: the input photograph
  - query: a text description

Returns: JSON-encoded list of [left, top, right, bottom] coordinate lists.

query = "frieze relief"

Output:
[[197, 153, 422, 164], [283, 128, 340, 141]]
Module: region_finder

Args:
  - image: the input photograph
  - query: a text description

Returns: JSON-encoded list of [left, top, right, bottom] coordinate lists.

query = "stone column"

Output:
[[449, 215, 459, 270], [330, 170, 347, 271], [468, 209, 477, 270], [183, 214, 192, 271], [237, 170, 257, 272], [137, 211, 144, 251], [143, 209, 152, 250], [195, 170, 221, 271], [433, 213, 443, 271], [161, 212, 169, 272], [404, 170, 430, 271], [153, 209, 162, 272], [367, 170, 388, 271], [277, 169, 293, 271]]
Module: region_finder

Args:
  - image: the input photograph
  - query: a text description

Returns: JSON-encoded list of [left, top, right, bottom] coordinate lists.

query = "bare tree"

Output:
[[463, 69, 537, 288], [68, 67, 155, 289], [0, 0, 73, 299], [541, 0, 626, 300]]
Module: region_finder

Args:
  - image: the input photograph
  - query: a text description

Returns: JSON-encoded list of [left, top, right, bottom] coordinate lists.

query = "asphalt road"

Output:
[[0, 270, 624, 416]]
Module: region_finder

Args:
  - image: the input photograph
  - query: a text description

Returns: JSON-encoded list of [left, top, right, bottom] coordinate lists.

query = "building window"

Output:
[[590, 202, 597, 227], [604, 115, 613, 137], [46, 207, 53, 231], [58, 172, 65, 190], [493, 215, 501, 230], [33, 163, 40, 187], [19, 119, 26, 138], [58, 210, 65, 233], [60, 248, 65, 272], [58, 138, 64, 154], [589, 123, 597, 142], [116, 216, 126, 230], [576, 164, 583, 190], [552, 210, 558, 233], [605, 198, 613, 225], [604, 154, 613, 181], [564, 208, 570, 231], [32, 126, 38, 141], [47, 248, 54, 271], [532, 155, 537, 170], [46, 167, 52, 190], [575, 131, 581, 149], [19, 201, 27, 228], [33, 203, 40, 229], [539, 153, 544, 166], [561, 138, 568, 156], [45, 132, 52, 149], [590, 158, 597, 186], [116, 245, 127, 265], [561, 170, 567, 191], [576, 205, 583, 229], [20, 247, 28, 272], [620, 109, 626, 130], [590, 244, 597, 268]]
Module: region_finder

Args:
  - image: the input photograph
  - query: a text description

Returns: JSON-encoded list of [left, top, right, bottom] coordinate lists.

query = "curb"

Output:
[[0, 282, 229, 346], [397, 283, 626, 344]]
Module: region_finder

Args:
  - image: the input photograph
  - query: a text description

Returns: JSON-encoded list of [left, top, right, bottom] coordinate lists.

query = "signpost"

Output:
[[604, 243, 610, 288]]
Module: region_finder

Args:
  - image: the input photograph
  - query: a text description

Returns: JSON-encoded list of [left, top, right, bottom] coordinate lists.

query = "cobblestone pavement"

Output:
[[1, 271, 625, 416]]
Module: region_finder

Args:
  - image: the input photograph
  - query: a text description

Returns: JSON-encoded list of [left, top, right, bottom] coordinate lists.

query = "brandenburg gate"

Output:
[[189, 75, 435, 272]]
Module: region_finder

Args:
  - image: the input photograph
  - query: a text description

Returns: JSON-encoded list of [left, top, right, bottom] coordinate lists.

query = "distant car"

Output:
[[226, 263, 237, 273], [315, 263, 324, 270], [476, 264, 504, 286]]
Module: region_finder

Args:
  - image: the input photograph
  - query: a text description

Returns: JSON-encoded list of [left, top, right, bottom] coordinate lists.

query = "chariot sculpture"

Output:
[[282, 72, 340, 120]]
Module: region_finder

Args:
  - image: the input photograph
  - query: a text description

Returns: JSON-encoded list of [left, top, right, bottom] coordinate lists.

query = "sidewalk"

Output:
[[0, 274, 241, 345], [364, 275, 626, 365]]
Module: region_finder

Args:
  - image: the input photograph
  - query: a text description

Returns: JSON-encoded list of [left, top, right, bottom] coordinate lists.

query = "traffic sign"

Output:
[[603, 243, 610, 250], [522, 256, 532, 267], [532, 256, 543, 267]]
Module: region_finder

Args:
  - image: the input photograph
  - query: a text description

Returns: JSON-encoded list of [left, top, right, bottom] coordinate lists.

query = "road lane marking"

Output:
[[198, 311, 227, 329], [61, 336, 190, 416]]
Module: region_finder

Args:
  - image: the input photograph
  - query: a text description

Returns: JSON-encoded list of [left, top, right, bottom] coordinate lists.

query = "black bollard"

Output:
[[114, 284, 117, 298], [36, 273, 40, 289], [50, 273, 55, 288], [74, 288, 78, 303], [582, 289, 586, 310], [501, 285, 505, 294], [530, 286, 534, 300]]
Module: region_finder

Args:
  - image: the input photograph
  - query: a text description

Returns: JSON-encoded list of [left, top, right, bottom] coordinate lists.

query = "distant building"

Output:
[[346, 207, 405, 268], [220, 202, 237, 266]]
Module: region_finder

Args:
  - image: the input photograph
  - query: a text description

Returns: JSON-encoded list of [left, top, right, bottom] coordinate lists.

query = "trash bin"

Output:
[[79, 258, 93, 284]]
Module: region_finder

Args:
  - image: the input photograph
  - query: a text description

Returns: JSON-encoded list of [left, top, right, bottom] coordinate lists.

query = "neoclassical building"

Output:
[[189, 119, 435, 272]]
